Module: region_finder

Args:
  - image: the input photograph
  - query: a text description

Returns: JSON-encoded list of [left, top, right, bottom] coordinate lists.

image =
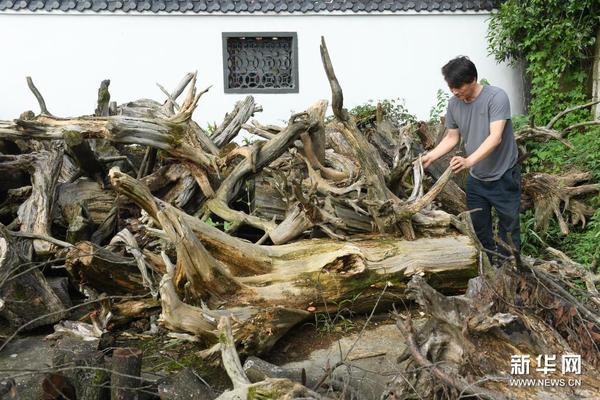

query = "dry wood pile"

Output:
[[1, 38, 600, 399]]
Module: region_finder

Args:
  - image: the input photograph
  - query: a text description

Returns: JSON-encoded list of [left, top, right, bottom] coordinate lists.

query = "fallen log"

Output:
[[109, 167, 477, 355]]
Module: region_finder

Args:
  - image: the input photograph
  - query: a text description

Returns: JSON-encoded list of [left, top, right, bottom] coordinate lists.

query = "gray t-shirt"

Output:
[[445, 85, 517, 181]]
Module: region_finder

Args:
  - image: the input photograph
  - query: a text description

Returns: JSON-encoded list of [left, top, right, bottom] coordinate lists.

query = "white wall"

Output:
[[0, 13, 523, 128]]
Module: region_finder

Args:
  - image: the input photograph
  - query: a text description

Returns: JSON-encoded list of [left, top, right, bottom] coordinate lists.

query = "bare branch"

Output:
[[546, 99, 600, 129], [26, 76, 51, 116]]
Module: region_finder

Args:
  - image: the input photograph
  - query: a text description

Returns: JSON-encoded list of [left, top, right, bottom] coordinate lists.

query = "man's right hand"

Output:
[[415, 128, 459, 170], [420, 153, 434, 169]]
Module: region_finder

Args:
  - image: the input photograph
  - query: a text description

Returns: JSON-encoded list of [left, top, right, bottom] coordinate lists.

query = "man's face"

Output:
[[449, 80, 478, 102]]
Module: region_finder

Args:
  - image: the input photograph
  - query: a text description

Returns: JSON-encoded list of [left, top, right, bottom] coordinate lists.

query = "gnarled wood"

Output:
[[211, 96, 260, 148], [65, 241, 148, 295], [17, 144, 63, 256], [0, 224, 67, 330]]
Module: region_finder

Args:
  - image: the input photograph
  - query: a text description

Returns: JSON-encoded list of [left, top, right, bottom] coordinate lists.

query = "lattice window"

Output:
[[223, 33, 299, 94]]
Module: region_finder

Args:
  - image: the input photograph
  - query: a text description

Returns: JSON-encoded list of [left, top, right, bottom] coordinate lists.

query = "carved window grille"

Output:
[[223, 33, 299, 94]]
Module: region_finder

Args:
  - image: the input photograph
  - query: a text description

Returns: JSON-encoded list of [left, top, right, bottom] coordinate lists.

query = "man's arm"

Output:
[[421, 128, 460, 168], [449, 120, 506, 173]]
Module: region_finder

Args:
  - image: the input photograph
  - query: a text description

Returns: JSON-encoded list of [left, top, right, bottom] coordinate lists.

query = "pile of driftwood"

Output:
[[1, 38, 600, 399]]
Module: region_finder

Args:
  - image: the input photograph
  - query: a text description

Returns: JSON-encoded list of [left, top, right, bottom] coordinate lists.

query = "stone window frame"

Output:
[[222, 32, 299, 94]]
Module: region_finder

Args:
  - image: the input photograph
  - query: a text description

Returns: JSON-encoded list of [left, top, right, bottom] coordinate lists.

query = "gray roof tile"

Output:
[[122, 0, 136, 10], [136, 0, 151, 10], [0, 0, 501, 13], [178, 1, 192, 10], [44, 0, 61, 9], [234, 0, 247, 11], [150, 0, 165, 11], [191, 1, 204, 11], [13, 0, 28, 10], [75, 0, 90, 10], [28, 1, 45, 11], [0, 1, 13, 11], [58, 0, 75, 10], [207, 1, 219, 12], [92, 0, 108, 11], [273, 1, 285, 11], [107, 1, 121, 11]]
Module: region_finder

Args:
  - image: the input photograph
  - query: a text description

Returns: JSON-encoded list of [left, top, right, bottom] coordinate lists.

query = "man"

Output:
[[421, 56, 521, 261]]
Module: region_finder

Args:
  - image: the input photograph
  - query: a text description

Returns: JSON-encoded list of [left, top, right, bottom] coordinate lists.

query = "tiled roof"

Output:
[[0, 0, 499, 13]]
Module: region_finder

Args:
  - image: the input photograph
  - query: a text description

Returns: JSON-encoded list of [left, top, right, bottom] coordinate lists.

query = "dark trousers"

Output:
[[466, 164, 521, 259]]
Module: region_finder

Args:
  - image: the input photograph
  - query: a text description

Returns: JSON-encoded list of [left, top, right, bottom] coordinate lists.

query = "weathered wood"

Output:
[[214, 317, 324, 400], [62, 202, 94, 244], [412, 121, 467, 214], [0, 224, 67, 330], [65, 241, 148, 295], [52, 339, 110, 400], [202, 107, 316, 236], [91, 204, 118, 245], [26, 76, 51, 116], [157, 368, 214, 400], [157, 206, 241, 301], [387, 267, 600, 399], [110, 167, 272, 275], [112, 167, 478, 306], [320, 38, 453, 237], [211, 96, 259, 148], [42, 373, 77, 400], [243, 356, 306, 385], [47, 277, 72, 308], [57, 178, 117, 225], [1, 106, 216, 173], [522, 171, 600, 235], [111, 347, 143, 400], [269, 203, 314, 245], [111, 167, 478, 356], [137, 147, 157, 179], [0, 186, 31, 221], [109, 229, 157, 297], [16, 144, 63, 256], [0, 157, 30, 197], [251, 175, 288, 221], [95, 79, 111, 117], [109, 298, 161, 328]]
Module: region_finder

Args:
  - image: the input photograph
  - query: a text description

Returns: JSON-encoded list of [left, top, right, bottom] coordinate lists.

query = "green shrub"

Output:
[[488, 0, 598, 127], [348, 98, 416, 129], [428, 89, 450, 123]]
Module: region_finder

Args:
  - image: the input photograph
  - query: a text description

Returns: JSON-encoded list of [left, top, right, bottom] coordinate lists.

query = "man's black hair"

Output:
[[441, 56, 478, 88]]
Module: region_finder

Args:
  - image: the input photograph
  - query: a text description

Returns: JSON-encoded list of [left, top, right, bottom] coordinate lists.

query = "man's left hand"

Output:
[[449, 156, 473, 173]]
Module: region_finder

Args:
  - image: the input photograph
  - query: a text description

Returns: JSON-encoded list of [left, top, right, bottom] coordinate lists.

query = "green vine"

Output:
[[487, 0, 599, 126]]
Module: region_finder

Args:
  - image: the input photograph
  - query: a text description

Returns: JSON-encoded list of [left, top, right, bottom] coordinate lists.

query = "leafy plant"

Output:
[[428, 89, 450, 123], [307, 292, 362, 335], [204, 216, 232, 232], [206, 122, 217, 135], [519, 209, 548, 257], [348, 98, 416, 129], [561, 206, 600, 265], [242, 136, 258, 146], [511, 114, 529, 131], [488, 0, 598, 127]]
